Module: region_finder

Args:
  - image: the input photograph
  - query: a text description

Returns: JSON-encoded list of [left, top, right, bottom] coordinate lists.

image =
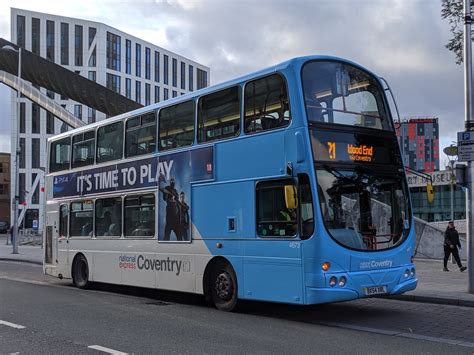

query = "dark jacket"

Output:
[[444, 227, 461, 248]]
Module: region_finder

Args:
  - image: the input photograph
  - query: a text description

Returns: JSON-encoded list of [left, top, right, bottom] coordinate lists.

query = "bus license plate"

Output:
[[365, 286, 387, 296]]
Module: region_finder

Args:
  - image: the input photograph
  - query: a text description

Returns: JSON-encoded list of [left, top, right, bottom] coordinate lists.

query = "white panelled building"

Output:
[[10, 8, 210, 231]]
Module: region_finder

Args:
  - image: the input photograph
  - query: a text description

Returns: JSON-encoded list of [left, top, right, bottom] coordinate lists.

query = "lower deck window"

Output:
[[256, 179, 297, 237], [70, 200, 93, 237], [95, 197, 122, 237], [124, 194, 155, 237]]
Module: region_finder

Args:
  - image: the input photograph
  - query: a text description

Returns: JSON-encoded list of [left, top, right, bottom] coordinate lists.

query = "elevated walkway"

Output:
[[0, 70, 85, 129]]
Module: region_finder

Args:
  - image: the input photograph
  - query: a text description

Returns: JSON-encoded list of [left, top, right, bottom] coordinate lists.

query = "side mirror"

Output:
[[284, 185, 298, 209], [426, 182, 434, 204]]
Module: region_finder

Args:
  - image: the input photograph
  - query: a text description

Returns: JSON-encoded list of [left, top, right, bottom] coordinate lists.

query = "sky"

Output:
[[0, 0, 466, 167]]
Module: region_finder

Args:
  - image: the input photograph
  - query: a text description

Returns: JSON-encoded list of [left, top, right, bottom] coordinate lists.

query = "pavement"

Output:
[[1, 234, 474, 308]]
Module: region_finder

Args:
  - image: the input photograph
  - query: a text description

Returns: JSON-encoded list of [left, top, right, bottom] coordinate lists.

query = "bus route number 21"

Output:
[[327, 141, 336, 160]]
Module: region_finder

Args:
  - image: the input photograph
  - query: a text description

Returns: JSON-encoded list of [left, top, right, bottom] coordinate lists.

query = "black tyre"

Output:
[[72, 254, 90, 289], [210, 261, 238, 312]]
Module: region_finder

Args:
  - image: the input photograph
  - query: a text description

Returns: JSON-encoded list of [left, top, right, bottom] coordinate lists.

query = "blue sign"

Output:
[[53, 147, 214, 199]]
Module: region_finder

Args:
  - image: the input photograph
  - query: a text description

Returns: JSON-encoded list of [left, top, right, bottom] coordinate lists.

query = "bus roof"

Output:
[[48, 55, 376, 142]]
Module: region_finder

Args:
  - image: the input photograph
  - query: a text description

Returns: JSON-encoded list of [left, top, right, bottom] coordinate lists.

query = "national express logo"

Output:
[[359, 259, 393, 269], [118, 254, 189, 276]]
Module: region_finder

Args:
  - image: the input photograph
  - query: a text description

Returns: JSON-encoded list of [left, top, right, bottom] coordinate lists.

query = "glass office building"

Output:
[[10, 8, 210, 231]]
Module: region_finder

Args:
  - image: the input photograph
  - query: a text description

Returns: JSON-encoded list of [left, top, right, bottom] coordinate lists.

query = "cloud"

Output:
[[0, 0, 466, 156]]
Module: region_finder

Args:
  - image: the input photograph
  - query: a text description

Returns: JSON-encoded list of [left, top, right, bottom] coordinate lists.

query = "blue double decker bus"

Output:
[[44, 56, 416, 311]]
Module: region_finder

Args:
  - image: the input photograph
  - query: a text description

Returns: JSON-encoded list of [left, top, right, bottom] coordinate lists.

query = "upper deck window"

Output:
[[72, 130, 95, 168], [97, 121, 123, 164], [125, 112, 156, 158], [159, 101, 194, 151], [198, 86, 240, 143], [50, 137, 71, 173], [244, 74, 291, 133], [302, 61, 392, 130]]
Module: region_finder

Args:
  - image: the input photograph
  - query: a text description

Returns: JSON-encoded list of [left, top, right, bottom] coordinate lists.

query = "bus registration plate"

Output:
[[365, 285, 387, 296]]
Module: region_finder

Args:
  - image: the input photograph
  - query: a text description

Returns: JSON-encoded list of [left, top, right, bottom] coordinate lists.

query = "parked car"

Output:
[[0, 221, 9, 234]]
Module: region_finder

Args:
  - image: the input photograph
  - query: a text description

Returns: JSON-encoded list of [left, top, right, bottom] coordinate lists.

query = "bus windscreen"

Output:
[[302, 60, 392, 130]]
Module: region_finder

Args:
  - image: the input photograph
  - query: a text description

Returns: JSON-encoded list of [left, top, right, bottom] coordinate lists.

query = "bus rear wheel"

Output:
[[72, 254, 90, 289], [210, 261, 238, 312]]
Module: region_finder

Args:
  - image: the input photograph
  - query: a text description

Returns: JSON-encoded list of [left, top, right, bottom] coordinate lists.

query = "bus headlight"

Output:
[[404, 269, 410, 278], [410, 268, 415, 277], [329, 276, 337, 287], [338, 276, 347, 287]]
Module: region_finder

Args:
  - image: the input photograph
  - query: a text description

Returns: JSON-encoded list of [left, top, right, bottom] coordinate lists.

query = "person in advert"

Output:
[[178, 191, 190, 241], [162, 177, 181, 241], [443, 221, 467, 272]]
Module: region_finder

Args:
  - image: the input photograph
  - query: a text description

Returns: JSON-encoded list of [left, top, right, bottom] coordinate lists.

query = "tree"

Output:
[[442, 0, 466, 64]]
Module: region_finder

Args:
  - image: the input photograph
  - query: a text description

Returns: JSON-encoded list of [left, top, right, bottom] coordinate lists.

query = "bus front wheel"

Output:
[[72, 254, 90, 289], [210, 261, 238, 312]]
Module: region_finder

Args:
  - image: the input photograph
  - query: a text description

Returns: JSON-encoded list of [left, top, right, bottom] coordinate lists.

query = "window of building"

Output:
[[172, 90, 177, 98], [188, 65, 194, 91], [198, 86, 240, 143], [32, 103, 40, 134], [136, 43, 141, 77], [124, 194, 155, 237], [88, 27, 96, 48], [135, 81, 141, 104], [17, 15, 25, 49], [70, 200, 93, 237], [75, 25, 83, 66], [159, 100, 194, 151], [19, 138, 25, 169], [95, 197, 122, 237], [87, 108, 96, 124], [244, 74, 291, 133], [31, 173, 39, 205], [59, 204, 68, 237], [164, 88, 169, 100], [256, 179, 297, 237], [31, 18, 40, 55], [106, 73, 121, 94], [145, 47, 151, 80], [46, 90, 55, 99], [154, 51, 160, 82], [72, 130, 95, 168], [164, 55, 169, 85], [154, 86, 160, 103], [74, 105, 83, 120], [106, 32, 121, 71], [88, 71, 96, 82], [32, 138, 40, 169], [47, 112, 54, 134], [50, 137, 70, 173], [125, 112, 156, 157], [172, 58, 177, 87], [126, 39, 131, 75], [197, 68, 208, 89], [97, 121, 123, 164], [19, 102, 25, 134], [126, 78, 131, 99], [88, 46, 97, 67], [181, 62, 186, 90], [60, 23, 69, 65], [19, 173, 25, 204], [145, 83, 151, 106], [46, 20, 55, 61]]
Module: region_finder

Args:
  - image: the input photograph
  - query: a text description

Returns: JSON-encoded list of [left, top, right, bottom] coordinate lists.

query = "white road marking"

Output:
[[0, 320, 26, 329], [88, 345, 128, 354]]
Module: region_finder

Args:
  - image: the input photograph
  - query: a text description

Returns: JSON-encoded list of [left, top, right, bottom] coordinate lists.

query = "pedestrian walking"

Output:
[[443, 221, 467, 272]]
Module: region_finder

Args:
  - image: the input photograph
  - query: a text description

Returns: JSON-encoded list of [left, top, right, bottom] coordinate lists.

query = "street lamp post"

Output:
[[1, 44, 22, 254]]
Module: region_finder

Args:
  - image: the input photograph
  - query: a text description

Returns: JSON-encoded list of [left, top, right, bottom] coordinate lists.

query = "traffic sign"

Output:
[[458, 131, 474, 145], [458, 144, 474, 161]]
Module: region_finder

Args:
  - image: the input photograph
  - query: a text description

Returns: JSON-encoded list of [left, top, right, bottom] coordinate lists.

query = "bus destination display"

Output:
[[311, 129, 396, 164]]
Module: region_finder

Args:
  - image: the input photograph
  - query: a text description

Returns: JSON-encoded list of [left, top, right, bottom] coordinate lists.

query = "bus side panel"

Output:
[[243, 240, 303, 304]]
